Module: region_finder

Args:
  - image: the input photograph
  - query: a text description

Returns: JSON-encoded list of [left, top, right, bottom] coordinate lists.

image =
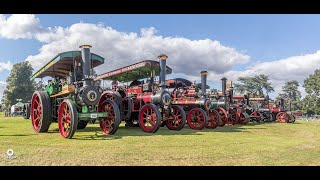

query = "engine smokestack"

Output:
[[221, 77, 227, 97], [280, 98, 284, 108], [158, 54, 168, 90], [200, 71, 208, 97], [229, 87, 234, 103], [80, 45, 92, 86]]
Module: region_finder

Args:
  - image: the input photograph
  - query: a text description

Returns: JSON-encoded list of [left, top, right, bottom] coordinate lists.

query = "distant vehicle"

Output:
[[10, 102, 24, 116]]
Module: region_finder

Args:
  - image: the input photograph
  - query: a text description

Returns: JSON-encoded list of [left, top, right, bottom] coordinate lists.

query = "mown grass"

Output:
[[0, 112, 319, 166]]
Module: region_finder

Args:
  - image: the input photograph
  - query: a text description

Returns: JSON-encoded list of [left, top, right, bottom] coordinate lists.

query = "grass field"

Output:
[[0, 112, 320, 166]]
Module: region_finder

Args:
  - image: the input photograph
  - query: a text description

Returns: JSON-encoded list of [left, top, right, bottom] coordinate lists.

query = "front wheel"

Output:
[[239, 112, 250, 125], [187, 108, 208, 130], [206, 109, 220, 129], [227, 108, 237, 125], [58, 99, 78, 139], [165, 105, 186, 130], [250, 111, 262, 123], [98, 100, 121, 135], [216, 107, 227, 127], [139, 103, 162, 133]]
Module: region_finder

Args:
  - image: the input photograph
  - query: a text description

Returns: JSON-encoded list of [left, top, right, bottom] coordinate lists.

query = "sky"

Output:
[[1, 14, 320, 102]]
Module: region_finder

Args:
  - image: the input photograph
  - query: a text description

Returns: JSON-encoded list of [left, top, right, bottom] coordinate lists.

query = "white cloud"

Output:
[[204, 51, 320, 99], [1, 14, 315, 99], [0, 61, 13, 72], [0, 14, 42, 39], [24, 22, 250, 77]]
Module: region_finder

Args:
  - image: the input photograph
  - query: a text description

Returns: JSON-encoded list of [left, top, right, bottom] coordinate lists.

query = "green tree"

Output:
[[34, 80, 46, 91], [233, 74, 274, 97], [303, 69, 320, 96], [1, 61, 35, 109], [301, 94, 318, 116], [302, 69, 320, 115], [276, 80, 301, 111]]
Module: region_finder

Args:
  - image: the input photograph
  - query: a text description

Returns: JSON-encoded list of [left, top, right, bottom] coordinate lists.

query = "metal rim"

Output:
[[165, 105, 185, 130], [187, 108, 207, 130], [31, 93, 42, 132], [227, 108, 237, 125], [278, 113, 289, 123], [239, 112, 249, 125], [139, 104, 160, 133], [216, 107, 227, 127], [207, 109, 219, 129], [99, 101, 116, 134], [58, 101, 72, 138]]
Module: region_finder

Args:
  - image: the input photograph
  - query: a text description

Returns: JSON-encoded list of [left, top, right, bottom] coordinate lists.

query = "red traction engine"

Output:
[[209, 78, 250, 126], [169, 71, 220, 130], [270, 99, 295, 123], [230, 93, 250, 125], [95, 54, 187, 133]]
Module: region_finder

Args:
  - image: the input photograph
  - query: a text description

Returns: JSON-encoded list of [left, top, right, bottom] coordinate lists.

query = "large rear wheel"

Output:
[[139, 103, 161, 133], [98, 100, 121, 135], [99, 91, 122, 106], [31, 91, 51, 132], [278, 112, 289, 123], [58, 99, 78, 139]]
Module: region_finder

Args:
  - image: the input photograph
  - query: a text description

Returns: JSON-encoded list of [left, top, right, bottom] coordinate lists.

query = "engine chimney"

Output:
[[200, 71, 208, 97], [80, 45, 92, 86], [158, 54, 168, 90], [229, 87, 234, 103], [246, 93, 250, 106], [221, 77, 227, 97], [280, 98, 284, 108], [266, 95, 269, 107]]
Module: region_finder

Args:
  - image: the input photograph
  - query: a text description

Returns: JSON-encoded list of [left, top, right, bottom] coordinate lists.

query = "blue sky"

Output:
[[1, 14, 320, 102]]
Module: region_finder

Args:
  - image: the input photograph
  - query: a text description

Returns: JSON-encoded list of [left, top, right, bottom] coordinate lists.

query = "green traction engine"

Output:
[[28, 45, 121, 139]]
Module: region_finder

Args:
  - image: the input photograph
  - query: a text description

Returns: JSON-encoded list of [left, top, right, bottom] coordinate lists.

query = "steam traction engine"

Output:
[[270, 99, 295, 123], [95, 55, 186, 133], [244, 96, 273, 123], [169, 71, 220, 130], [29, 45, 121, 139], [209, 78, 250, 126]]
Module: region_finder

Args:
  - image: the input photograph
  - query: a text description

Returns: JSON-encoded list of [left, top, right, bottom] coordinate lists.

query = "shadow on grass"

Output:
[[41, 121, 280, 140], [70, 124, 257, 140], [0, 134, 37, 137]]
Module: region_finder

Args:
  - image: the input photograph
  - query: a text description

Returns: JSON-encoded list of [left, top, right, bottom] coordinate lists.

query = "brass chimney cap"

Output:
[[200, 71, 208, 75], [79, 45, 92, 49], [158, 54, 168, 60]]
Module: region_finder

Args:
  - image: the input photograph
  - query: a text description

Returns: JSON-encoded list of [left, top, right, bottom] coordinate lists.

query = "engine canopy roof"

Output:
[[31, 51, 104, 79]]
